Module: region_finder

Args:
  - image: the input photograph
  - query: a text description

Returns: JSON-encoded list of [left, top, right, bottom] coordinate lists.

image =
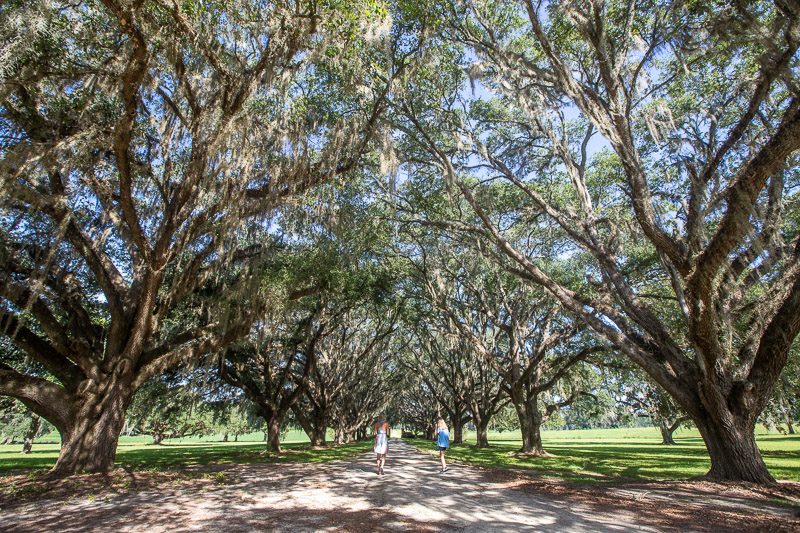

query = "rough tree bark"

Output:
[[334, 425, 346, 444], [475, 418, 491, 448], [292, 403, 328, 447], [54, 384, 133, 472], [512, 393, 545, 456], [657, 420, 677, 446], [262, 407, 287, 454]]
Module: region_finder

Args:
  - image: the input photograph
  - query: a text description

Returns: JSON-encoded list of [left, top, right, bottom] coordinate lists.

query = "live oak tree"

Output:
[[0, 396, 48, 452], [429, 267, 600, 456], [403, 0, 800, 482], [314, 274, 404, 444], [0, 0, 392, 473], [406, 314, 505, 446], [759, 342, 800, 435], [276, 170, 403, 446], [396, 376, 440, 440], [604, 361, 691, 445], [218, 297, 335, 453], [330, 351, 399, 443], [217, 233, 393, 452], [293, 303, 399, 446], [208, 231, 360, 453], [126, 371, 214, 445], [465, 344, 508, 447], [398, 218, 601, 455], [403, 320, 471, 443]]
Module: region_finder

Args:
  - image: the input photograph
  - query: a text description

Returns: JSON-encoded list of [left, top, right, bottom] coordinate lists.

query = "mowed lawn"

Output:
[[0, 429, 372, 473], [409, 426, 800, 484], [2, 426, 799, 484]]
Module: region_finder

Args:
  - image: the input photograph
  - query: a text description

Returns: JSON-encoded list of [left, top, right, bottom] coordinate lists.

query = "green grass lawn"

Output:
[[409, 426, 800, 485], [4, 426, 799, 484], [0, 429, 372, 474]]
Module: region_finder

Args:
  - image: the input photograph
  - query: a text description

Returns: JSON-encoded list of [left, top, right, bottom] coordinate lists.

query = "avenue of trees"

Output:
[[389, 0, 800, 483], [1, 0, 799, 485]]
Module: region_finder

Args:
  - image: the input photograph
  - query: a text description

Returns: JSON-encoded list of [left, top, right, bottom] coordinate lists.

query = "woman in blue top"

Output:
[[435, 418, 449, 473]]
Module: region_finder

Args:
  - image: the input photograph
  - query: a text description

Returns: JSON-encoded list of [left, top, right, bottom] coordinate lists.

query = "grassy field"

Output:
[[0, 429, 372, 474], [409, 426, 800, 484], [3, 426, 799, 484]]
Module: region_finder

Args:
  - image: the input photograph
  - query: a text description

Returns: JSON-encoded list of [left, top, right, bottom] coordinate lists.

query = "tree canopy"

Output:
[[1, 0, 798, 484]]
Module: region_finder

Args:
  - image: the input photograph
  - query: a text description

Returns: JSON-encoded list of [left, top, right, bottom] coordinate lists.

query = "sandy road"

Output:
[[1, 438, 796, 532]]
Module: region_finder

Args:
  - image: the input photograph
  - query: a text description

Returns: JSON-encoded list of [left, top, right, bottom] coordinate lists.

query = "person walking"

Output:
[[435, 418, 450, 473], [374, 413, 390, 475]]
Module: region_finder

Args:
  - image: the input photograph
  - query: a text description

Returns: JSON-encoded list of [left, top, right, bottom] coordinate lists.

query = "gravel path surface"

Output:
[[2, 438, 798, 532]]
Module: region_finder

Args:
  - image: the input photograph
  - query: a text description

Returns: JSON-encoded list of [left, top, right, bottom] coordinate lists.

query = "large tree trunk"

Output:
[[293, 405, 328, 447], [308, 409, 328, 447], [475, 417, 490, 448], [21, 414, 41, 454], [334, 425, 345, 445], [265, 411, 284, 453], [445, 403, 468, 445], [451, 417, 464, 445], [52, 383, 132, 475], [513, 394, 545, 455], [309, 425, 326, 447], [663, 375, 775, 483], [694, 414, 773, 483], [783, 408, 795, 435], [656, 420, 677, 445]]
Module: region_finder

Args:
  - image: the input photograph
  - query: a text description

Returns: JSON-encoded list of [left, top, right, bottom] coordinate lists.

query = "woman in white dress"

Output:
[[374, 413, 390, 475]]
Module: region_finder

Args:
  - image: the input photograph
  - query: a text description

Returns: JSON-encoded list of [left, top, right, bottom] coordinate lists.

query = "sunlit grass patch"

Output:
[[407, 426, 800, 484], [0, 431, 371, 474]]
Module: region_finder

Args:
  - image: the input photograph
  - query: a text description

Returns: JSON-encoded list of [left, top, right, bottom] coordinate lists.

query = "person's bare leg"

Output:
[[440, 450, 446, 471]]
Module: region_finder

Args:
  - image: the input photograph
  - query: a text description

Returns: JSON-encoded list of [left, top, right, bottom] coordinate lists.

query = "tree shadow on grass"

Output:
[[0, 451, 59, 473], [2, 438, 799, 533], [0, 440, 374, 476], [116, 440, 373, 470], [430, 441, 713, 484]]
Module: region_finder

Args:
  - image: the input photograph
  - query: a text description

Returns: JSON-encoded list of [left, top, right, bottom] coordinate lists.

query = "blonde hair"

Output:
[[437, 418, 448, 431]]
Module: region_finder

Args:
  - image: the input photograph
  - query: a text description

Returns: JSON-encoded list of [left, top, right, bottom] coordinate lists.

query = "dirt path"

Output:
[[2, 438, 799, 532]]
